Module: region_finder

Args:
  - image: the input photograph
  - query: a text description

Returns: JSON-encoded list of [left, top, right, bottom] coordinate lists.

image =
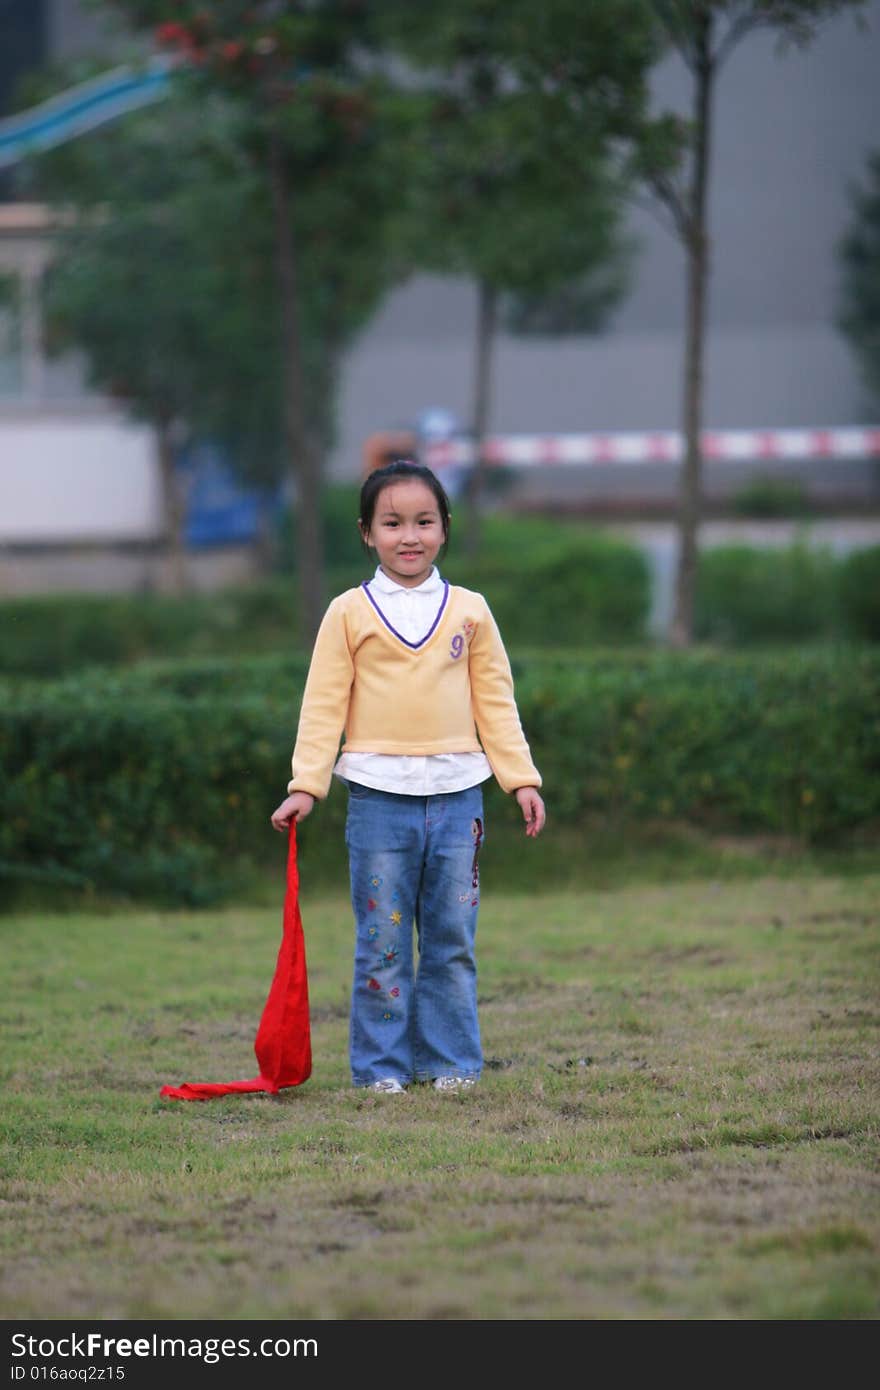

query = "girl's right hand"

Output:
[[270, 792, 315, 832]]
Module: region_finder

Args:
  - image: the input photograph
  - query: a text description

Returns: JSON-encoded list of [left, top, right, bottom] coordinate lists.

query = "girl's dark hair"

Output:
[[358, 458, 452, 554]]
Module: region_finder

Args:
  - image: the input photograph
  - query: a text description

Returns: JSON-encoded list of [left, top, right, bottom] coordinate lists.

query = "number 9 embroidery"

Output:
[[450, 633, 464, 660]]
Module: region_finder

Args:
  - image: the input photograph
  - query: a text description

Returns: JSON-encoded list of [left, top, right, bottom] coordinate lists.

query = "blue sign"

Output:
[[177, 440, 279, 549]]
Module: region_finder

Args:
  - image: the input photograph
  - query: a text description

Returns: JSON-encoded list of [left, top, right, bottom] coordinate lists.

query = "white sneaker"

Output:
[[432, 1076, 476, 1092], [367, 1078, 406, 1094]]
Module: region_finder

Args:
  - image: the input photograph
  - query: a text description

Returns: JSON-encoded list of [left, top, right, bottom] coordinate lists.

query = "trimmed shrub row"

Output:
[[0, 529, 650, 680], [2, 536, 878, 681], [445, 530, 651, 649], [2, 646, 877, 905], [695, 543, 880, 644], [0, 584, 288, 680]]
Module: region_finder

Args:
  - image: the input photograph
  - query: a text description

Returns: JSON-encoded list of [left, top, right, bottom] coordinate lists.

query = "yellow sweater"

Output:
[[287, 581, 541, 799]]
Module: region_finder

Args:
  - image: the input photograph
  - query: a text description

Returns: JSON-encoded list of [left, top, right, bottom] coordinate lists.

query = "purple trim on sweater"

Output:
[[361, 579, 450, 649]]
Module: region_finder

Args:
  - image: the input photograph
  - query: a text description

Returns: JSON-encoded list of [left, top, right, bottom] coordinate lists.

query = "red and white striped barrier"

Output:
[[423, 427, 880, 468]]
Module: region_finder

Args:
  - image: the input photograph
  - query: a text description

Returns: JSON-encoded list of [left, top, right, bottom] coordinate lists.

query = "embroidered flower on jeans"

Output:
[[389, 909, 402, 926], [389, 986, 400, 998], [381, 946, 398, 967], [367, 925, 379, 939], [470, 817, 483, 889], [367, 977, 381, 991], [367, 897, 378, 912], [369, 875, 383, 889], [381, 1011, 396, 1023]]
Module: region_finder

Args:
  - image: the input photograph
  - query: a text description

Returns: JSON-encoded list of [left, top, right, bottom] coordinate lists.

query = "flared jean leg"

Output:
[[344, 781, 484, 1087], [412, 790, 484, 1081]]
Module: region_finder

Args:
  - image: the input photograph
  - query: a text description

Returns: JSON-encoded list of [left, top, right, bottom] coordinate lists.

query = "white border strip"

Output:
[[424, 427, 880, 467]]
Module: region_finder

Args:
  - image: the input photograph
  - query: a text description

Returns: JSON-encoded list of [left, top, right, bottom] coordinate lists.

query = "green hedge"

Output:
[[730, 475, 811, 519], [0, 583, 307, 680], [517, 647, 879, 838], [2, 647, 877, 906], [693, 542, 880, 645], [4, 526, 879, 681], [836, 546, 880, 642], [445, 530, 650, 646], [694, 543, 839, 643], [0, 523, 650, 679]]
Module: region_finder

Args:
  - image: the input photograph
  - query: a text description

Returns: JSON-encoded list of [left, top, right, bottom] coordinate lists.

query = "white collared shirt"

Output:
[[333, 565, 493, 795]]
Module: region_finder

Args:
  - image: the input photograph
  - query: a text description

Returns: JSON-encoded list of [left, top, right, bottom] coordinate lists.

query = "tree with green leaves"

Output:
[[383, 0, 665, 553], [838, 148, 880, 407], [22, 85, 284, 593], [101, 1, 411, 638], [638, 0, 867, 647], [503, 265, 633, 338]]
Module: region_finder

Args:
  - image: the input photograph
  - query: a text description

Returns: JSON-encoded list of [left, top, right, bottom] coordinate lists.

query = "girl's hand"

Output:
[[270, 792, 315, 832], [515, 787, 546, 838]]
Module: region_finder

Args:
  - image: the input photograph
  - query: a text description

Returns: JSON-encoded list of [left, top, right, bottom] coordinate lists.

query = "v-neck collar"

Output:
[[360, 578, 450, 650]]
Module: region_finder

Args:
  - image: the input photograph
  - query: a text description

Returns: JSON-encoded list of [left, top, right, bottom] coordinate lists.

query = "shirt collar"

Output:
[[371, 564, 443, 596]]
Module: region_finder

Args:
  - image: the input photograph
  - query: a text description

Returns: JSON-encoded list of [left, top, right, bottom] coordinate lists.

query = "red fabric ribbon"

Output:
[[160, 822, 311, 1101]]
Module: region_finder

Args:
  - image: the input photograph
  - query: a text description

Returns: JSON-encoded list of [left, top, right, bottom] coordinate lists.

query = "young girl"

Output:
[[270, 460, 545, 1094]]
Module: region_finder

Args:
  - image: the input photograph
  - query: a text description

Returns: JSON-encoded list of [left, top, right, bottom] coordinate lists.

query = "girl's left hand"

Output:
[[515, 787, 546, 838]]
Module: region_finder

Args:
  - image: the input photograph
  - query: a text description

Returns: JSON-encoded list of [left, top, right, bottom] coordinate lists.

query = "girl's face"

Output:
[[360, 479, 447, 588]]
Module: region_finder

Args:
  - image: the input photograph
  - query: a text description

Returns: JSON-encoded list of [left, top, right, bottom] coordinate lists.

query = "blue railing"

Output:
[[0, 55, 175, 169]]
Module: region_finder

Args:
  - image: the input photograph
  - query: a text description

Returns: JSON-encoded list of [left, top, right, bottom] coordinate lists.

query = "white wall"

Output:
[[0, 409, 161, 542]]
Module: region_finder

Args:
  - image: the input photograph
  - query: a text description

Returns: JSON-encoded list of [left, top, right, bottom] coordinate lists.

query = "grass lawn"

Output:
[[1, 862, 878, 1321]]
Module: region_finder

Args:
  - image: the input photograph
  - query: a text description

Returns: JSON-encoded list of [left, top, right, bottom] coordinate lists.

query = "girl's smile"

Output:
[[360, 480, 447, 588]]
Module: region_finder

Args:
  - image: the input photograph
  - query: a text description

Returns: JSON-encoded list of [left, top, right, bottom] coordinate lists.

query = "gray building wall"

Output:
[[329, 2, 880, 479], [46, 0, 111, 57], [46, 0, 137, 64]]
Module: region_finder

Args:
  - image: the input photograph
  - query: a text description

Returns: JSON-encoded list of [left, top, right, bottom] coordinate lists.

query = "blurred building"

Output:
[[1, 0, 879, 594], [338, 1, 880, 511]]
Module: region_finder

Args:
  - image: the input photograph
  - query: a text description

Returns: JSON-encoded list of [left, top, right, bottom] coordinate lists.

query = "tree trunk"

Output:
[[156, 416, 188, 595], [464, 277, 498, 557], [268, 124, 325, 644], [670, 19, 713, 648]]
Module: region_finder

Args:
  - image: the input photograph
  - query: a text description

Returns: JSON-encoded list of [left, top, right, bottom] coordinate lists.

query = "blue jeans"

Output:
[[344, 781, 485, 1087]]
